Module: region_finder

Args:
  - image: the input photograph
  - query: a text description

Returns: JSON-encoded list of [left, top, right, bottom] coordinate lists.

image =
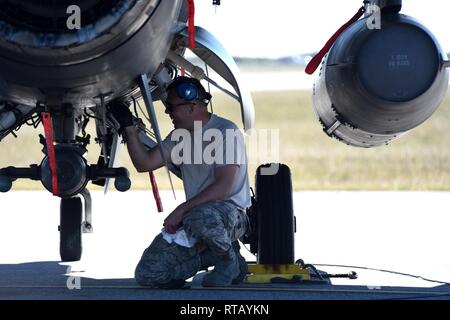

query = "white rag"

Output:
[[161, 228, 197, 248]]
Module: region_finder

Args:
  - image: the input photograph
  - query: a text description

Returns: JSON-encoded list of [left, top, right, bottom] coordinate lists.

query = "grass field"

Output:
[[2, 89, 450, 191]]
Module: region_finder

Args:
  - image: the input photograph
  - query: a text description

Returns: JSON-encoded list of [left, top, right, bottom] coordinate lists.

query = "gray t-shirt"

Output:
[[161, 114, 251, 209]]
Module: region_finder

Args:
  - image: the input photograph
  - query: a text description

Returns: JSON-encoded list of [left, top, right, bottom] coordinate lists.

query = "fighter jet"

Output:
[[0, 0, 255, 261]]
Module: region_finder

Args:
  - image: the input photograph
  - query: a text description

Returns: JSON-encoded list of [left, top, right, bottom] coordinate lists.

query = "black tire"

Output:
[[59, 197, 82, 262], [256, 163, 295, 265]]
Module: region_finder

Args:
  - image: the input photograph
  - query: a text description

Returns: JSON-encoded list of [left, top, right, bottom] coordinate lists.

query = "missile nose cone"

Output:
[[115, 176, 131, 192], [0, 175, 12, 192]]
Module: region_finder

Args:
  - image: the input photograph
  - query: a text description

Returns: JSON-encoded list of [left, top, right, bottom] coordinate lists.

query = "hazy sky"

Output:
[[195, 0, 450, 58]]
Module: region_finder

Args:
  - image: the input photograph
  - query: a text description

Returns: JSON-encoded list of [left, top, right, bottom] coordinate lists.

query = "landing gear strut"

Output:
[[0, 103, 130, 262]]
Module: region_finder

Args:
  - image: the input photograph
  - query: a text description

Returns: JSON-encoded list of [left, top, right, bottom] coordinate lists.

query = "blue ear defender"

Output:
[[176, 82, 198, 101], [168, 76, 212, 104]]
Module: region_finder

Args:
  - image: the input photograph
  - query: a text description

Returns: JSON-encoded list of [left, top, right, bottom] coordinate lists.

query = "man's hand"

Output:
[[108, 100, 134, 133], [163, 204, 188, 234]]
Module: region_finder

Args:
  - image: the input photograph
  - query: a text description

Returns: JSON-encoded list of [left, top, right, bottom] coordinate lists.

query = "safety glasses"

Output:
[[165, 102, 194, 113]]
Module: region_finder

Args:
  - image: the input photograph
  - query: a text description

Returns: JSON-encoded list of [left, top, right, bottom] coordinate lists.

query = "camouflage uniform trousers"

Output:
[[135, 200, 248, 287]]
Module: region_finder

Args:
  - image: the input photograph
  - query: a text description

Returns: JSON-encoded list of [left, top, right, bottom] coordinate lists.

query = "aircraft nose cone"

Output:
[[357, 24, 439, 103], [312, 13, 448, 148]]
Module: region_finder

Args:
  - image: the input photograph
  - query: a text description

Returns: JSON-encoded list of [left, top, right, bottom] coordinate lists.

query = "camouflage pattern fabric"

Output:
[[135, 200, 248, 287]]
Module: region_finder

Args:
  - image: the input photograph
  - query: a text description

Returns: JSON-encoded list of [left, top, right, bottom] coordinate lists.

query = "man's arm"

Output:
[[123, 126, 165, 173], [109, 100, 166, 173], [163, 165, 239, 233]]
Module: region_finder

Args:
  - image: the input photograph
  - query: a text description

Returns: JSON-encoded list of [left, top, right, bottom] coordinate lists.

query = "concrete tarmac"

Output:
[[1, 190, 450, 300]]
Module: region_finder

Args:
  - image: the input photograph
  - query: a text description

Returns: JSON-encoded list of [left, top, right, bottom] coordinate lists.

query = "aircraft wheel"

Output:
[[256, 164, 295, 264], [59, 197, 82, 262]]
